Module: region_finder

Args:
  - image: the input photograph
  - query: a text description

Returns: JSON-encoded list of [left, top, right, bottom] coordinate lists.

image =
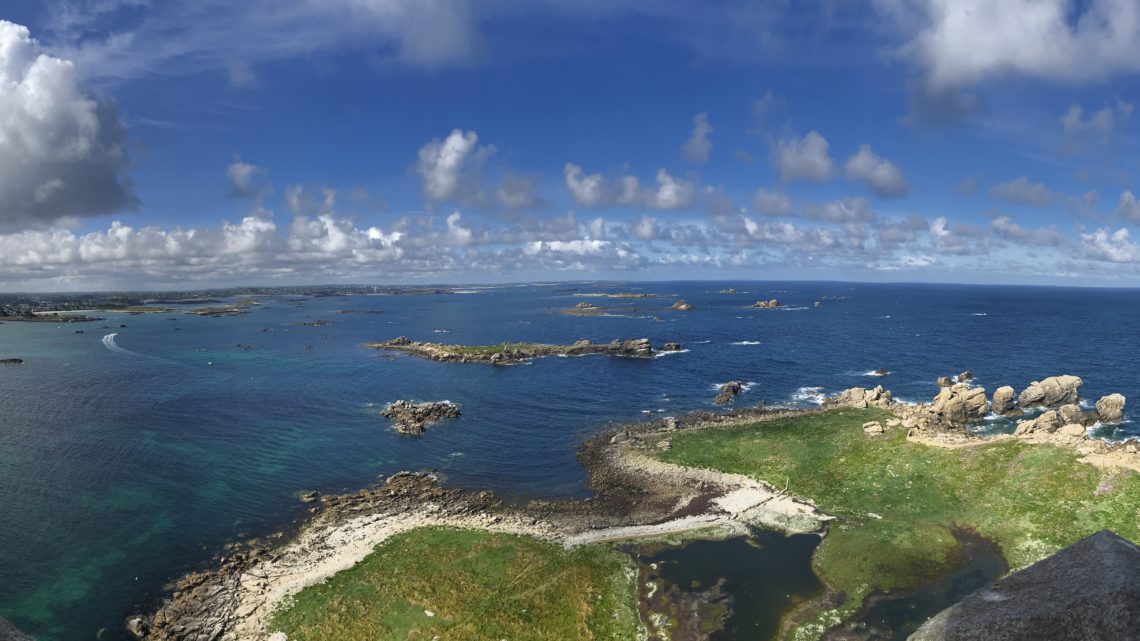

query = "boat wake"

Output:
[[101, 333, 138, 356]]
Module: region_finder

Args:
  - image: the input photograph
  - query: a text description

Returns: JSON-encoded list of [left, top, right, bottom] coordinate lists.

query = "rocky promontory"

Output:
[[381, 400, 461, 435], [366, 336, 660, 364]]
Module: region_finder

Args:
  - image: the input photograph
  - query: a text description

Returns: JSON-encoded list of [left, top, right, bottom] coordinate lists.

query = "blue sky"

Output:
[[2, 1, 1140, 290]]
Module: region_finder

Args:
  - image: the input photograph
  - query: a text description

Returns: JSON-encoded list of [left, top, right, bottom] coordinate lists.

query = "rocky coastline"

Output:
[[132, 374, 1140, 641], [366, 336, 666, 364]]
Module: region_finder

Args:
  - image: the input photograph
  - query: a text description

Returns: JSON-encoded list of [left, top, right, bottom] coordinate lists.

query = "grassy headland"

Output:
[[650, 408, 1140, 639], [269, 527, 640, 641]]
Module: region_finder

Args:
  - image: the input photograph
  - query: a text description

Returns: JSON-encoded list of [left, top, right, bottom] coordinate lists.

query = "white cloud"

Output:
[[882, 0, 1140, 90], [227, 159, 266, 198], [562, 163, 693, 209], [773, 131, 836, 183], [844, 144, 908, 198], [495, 171, 543, 211], [1116, 191, 1140, 221], [751, 188, 792, 216], [416, 129, 495, 203], [681, 112, 713, 163], [929, 216, 987, 254], [805, 197, 875, 223], [988, 176, 1055, 207], [989, 216, 1063, 246], [0, 20, 135, 230], [1080, 227, 1140, 262]]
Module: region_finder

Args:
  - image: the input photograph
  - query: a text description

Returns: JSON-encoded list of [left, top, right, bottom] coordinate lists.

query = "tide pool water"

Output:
[[1, 281, 1138, 640]]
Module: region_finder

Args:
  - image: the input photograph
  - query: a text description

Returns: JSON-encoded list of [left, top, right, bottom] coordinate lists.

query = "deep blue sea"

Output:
[[1, 281, 1138, 640]]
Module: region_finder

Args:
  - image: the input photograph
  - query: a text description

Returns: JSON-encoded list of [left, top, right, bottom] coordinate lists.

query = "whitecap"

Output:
[[731, 340, 762, 346], [654, 349, 690, 358], [862, 370, 889, 377], [971, 313, 988, 316], [792, 386, 826, 405]]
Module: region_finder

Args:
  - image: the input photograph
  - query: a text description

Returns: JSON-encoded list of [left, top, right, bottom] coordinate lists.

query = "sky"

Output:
[[2, 0, 1140, 291]]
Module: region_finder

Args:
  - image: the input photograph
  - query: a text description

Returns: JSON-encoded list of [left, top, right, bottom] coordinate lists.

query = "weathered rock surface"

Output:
[[661, 342, 683, 352], [929, 384, 989, 425], [1015, 410, 1060, 435], [381, 400, 461, 435], [671, 301, 695, 311], [751, 299, 781, 309], [0, 616, 34, 641], [825, 386, 892, 410], [991, 386, 1016, 414], [1057, 423, 1088, 438], [956, 370, 973, 382], [1018, 375, 1082, 409], [936, 376, 953, 388], [1096, 393, 1126, 423], [714, 381, 745, 405], [368, 336, 656, 364], [863, 421, 885, 434], [909, 530, 1140, 641]]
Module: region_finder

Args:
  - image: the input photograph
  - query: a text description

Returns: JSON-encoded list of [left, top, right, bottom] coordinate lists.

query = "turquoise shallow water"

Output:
[[1, 281, 1138, 640]]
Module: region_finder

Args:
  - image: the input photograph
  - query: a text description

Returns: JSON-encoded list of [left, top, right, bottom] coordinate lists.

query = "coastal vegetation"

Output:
[[269, 527, 640, 641], [650, 408, 1140, 639]]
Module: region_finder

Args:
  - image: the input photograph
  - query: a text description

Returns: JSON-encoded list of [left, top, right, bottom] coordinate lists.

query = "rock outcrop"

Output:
[[714, 381, 745, 405], [661, 342, 683, 352], [671, 301, 695, 311], [1017, 375, 1082, 409], [751, 299, 780, 309], [381, 400, 461, 435], [1014, 410, 1060, 435], [936, 376, 953, 388], [825, 386, 892, 410], [863, 421, 885, 434], [368, 337, 656, 364], [991, 386, 1016, 415], [929, 384, 989, 425], [1096, 393, 1126, 423], [909, 530, 1140, 641]]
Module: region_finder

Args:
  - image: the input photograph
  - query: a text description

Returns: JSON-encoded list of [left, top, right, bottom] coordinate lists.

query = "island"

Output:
[[133, 375, 1140, 641], [365, 336, 661, 364]]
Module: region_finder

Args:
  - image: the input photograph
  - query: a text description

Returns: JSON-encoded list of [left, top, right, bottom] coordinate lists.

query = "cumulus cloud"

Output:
[[227, 159, 267, 198], [989, 216, 1063, 246], [681, 112, 713, 163], [988, 176, 1056, 207], [881, 0, 1140, 90], [805, 197, 875, 223], [751, 188, 792, 216], [494, 171, 544, 212], [562, 163, 694, 209], [1080, 227, 1140, 262], [844, 144, 908, 198], [0, 20, 135, 230], [416, 129, 496, 204], [929, 216, 987, 255], [772, 131, 836, 183], [1116, 191, 1140, 221]]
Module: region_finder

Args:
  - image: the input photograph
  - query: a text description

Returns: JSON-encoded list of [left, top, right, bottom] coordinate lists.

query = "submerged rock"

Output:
[[752, 299, 781, 309], [0, 358, 23, 365], [671, 300, 695, 311], [991, 386, 1016, 414], [909, 530, 1140, 641], [381, 400, 461, 436], [0, 617, 34, 641], [1096, 393, 1126, 423], [1017, 375, 1082, 409], [661, 342, 683, 352]]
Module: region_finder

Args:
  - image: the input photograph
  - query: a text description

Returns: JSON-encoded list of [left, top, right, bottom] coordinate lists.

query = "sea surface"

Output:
[[1, 281, 1138, 640]]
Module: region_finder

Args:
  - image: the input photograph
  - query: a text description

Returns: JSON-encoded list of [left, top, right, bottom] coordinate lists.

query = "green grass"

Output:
[[269, 527, 641, 641], [653, 408, 1140, 638]]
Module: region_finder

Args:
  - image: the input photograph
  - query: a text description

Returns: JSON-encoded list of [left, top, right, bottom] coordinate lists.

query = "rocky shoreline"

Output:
[[366, 336, 668, 364], [132, 375, 1140, 641]]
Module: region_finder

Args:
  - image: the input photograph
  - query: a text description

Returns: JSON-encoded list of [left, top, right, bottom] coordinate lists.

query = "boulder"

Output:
[[863, 421, 885, 434], [752, 299, 781, 309], [908, 530, 1140, 641], [1057, 423, 1087, 438], [826, 386, 892, 410], [1096, 393, 1126, 424], [1018, 375, 1082, 409], [611, 338, 652, 357], [871, 369, 889, 377], [574, 301, 596, 309], [814, 301, 822, 307], [956, 370, 973, 382], [1058, 404, 1084, 426], [661, 342, 683, 352], [929, 384, 989, 425], [936, 376, 954, 388], [126, 615, 149, 639], [714, 381, 745, 405], [991, 386, 1016, 414], [1014, 410, 1060, 435], [671, 301, 695, 311]]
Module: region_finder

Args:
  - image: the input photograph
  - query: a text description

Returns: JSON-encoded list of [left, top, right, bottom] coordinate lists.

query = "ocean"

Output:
[[1, 281, 1137, 640]]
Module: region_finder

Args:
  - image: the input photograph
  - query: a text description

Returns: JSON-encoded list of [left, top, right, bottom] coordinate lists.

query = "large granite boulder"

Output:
[[1058, 403, 1085, 426], [1014, 410, 1060, 435], [1096, 393, 1126, 423], [909, 530, 1140, 641], [752, 299, 780, 309], [929, 384, 989, 425], [991, 386, 1016, 415], [1017, 375, 1082, 409], [671, 301, 695, 311], [826, 386, 892, 410]]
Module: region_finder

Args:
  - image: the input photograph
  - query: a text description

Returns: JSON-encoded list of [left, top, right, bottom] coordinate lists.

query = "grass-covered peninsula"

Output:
[[269, 527, 640, 641], [649, 408, 1140, 639]]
